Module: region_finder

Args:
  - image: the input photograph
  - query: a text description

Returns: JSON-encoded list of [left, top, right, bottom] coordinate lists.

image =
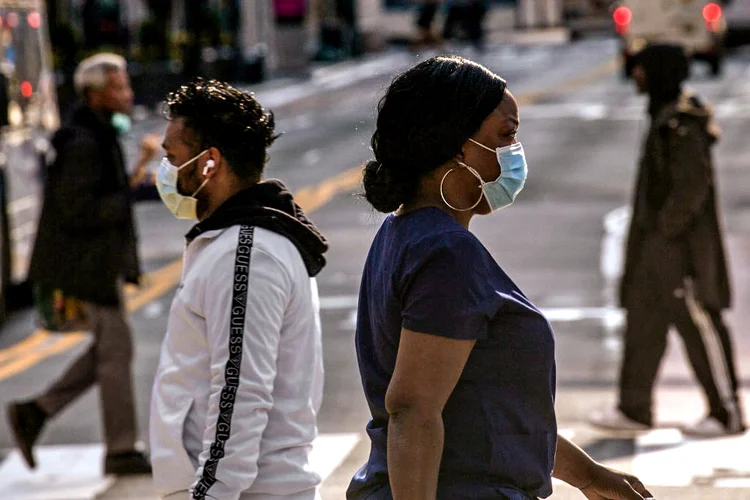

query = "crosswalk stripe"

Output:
[[0, 445, 114, 500], [0, 433, 361, 499], [627, 429, 750, 488]]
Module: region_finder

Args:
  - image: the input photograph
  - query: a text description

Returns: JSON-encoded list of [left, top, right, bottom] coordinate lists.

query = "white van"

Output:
[[613, 0, 728, 76]]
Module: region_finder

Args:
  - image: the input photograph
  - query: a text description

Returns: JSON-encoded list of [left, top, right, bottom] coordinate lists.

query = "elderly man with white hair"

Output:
[[6, 53, 159, 475]]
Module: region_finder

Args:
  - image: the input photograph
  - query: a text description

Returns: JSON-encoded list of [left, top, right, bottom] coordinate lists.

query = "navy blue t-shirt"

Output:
[[347, 207, 557, 500]]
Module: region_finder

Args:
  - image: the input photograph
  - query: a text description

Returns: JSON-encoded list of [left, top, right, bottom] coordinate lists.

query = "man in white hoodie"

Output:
[[149, 79, 328, 500]]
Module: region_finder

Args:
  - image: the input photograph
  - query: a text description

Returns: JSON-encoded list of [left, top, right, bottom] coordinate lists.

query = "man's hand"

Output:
[[139, 133, 161, 164], [130, 134, 161, 187], [579, 463, 654, 500]]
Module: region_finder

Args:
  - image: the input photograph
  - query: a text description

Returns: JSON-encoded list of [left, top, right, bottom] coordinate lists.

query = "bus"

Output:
[[0, 0, 59, 323]]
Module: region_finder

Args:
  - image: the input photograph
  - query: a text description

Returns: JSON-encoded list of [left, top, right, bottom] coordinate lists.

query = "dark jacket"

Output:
[[185, 179, 329, 276], [620, 90, 731, 310], [29, 105, 140, 306]]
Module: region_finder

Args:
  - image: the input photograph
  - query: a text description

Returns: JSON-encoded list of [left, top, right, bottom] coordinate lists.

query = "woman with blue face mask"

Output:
[[347, 56, 653, 500]]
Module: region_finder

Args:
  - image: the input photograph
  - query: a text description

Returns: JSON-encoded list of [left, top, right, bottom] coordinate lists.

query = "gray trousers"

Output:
[[36, 297, 137, 453]]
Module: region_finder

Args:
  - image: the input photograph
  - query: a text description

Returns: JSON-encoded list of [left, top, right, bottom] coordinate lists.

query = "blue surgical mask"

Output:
[[442, 140, 528, 212], [111, 112, 131, 135]]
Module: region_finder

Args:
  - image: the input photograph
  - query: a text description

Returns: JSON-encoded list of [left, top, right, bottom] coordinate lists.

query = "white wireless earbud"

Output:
[[203, 159, 215, 176]]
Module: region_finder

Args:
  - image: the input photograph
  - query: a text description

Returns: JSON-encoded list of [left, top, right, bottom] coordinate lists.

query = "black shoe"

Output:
[[6, 401, 47, 469], [104, 450, 152, 475]]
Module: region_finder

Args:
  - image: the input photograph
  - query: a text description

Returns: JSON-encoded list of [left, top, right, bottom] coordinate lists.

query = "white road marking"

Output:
[[0, 433, 361, 499], [517, 98, 750, 121], [627, 430, 750, 488], [322, 293, 627, 329], [0, 444, 114, 500], [600, 206, 630, 283], [579, 103, 608, 121], [10, 221, 37, 243], [7, 195, 38, 216], [309, 433, 361, 481], [539, 307, 624, 324], [320, 295, 359, 310]]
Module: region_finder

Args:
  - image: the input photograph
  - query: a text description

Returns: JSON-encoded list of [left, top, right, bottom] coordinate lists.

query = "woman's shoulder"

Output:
[[376, 207, 489, 264], [408, 225, 486, 266]]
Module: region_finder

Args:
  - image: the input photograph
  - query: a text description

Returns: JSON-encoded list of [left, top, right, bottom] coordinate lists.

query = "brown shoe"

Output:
[[104, 450, 152, 475], [6, 401, 47, 469]]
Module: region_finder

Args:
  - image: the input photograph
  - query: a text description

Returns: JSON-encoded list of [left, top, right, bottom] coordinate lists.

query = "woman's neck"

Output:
[[398, 199, 473, 229]]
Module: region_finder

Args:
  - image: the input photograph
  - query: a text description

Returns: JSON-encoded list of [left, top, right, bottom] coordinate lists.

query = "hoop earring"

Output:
[[440, 166, 483, 212]]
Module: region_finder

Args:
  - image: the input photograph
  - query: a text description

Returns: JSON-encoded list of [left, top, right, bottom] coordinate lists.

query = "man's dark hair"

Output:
[[633, 44, 690, 117], [163, 78, 277, 180]]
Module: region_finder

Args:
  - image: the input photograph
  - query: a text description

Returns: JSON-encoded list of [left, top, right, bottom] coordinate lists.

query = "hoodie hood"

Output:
[[186, 179, 329, 277], [633, 44, 689, 118], [654, 88, 721, 146]]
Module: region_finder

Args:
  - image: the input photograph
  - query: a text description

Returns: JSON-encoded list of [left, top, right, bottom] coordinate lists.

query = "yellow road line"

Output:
[[0, 261, 187, 380], [0, 329, 49, 365], [516, 56, 619, 106], [0, 56, 619, 381], [294, 165, 363, 214], [124, 260, 184, 312], [0, 333, 86, 380]]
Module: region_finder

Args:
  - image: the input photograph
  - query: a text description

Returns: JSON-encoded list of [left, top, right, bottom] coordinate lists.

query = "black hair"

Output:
[[633, 44, 689, 117], [163, 78, 277, 180], [362, 55, 507, 213]]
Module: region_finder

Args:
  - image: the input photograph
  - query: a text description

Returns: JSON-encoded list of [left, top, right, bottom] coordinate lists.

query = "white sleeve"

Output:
[[191, 230, 289, 500]]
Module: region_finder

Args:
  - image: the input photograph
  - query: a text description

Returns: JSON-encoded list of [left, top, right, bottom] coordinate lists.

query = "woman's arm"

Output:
[[385, 328, 476, 500], [553, 434, 653, 500]]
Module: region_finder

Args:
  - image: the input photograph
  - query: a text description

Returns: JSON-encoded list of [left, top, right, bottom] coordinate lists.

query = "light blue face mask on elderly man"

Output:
[[441, 139, 529, 212]]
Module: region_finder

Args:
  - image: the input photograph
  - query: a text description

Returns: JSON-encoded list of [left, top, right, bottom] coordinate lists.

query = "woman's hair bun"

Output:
[[362, 160, 416, 213], [361, 56, 506, 213]]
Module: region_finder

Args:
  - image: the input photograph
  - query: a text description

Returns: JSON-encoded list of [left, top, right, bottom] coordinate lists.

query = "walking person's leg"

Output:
[[617, 303, 671, 426], [7, 314, 99, 468], [590, 240, 672, 431], [674, 279, 745, 435], [90, 300, 138, 454], [35, 323, 98, 414], [89, 293, 150, 474]]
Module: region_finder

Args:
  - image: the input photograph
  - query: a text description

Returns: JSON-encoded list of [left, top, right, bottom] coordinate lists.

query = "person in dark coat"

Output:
[[6, 53, 159, 474], [590, 44, 745, 437]]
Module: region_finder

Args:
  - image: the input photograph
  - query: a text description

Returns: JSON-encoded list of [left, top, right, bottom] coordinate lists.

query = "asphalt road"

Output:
[[1, 38, 750, 499]]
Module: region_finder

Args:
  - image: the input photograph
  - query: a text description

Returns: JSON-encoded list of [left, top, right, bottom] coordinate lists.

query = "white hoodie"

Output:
[[150, 224, 324, 500]]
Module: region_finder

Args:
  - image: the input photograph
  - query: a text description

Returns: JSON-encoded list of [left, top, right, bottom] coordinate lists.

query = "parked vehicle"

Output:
[[613, 0, 728, 76], [564, 0, 618, 40], [0, 0, 59, 323]]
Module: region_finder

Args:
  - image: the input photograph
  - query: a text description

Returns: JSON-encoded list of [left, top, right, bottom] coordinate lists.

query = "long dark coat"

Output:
[[29, 105, 141, 306], [620, 91, 731, 311]]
